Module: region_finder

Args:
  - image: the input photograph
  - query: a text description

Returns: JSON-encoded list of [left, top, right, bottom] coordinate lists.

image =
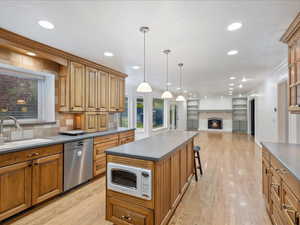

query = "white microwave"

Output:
[[107, 162, 152, 200]]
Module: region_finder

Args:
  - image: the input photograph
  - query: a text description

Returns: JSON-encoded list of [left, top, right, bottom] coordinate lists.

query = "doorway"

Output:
[[250, 99, 255, 136]]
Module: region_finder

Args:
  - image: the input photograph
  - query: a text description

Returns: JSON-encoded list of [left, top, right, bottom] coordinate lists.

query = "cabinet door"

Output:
[[97, 112, 108, 132], [85, 67, 97, 111], [170, 151, 180, 208], [32, 154, 63, 205], [82, 112, 98, 133], [58, 65, 70, 112], [186, 141, 194, 179], [180, 147, 187, 191], [262, 158, 270, 210], [70, 61, 85, 111], [270, 167, 281, 205], [281, 183, 300, 225], [0, 161, 32, 221], [118, 78, 125, 112], [109, 74, 120, 112], [98, 71, 109, 111]]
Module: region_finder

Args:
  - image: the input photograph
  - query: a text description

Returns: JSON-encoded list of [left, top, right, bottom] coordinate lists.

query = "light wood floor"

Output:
[[3, 132, 272, 225]]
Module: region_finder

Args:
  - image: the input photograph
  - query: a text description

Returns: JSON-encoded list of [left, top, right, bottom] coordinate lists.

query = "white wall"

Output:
[[199, 96, 232, 110], [249, 61, 300, 144]]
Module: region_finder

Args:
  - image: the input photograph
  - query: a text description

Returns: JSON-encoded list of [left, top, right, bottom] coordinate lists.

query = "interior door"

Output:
[[0, 161, 32, 221], [32, 154, 63, 205]]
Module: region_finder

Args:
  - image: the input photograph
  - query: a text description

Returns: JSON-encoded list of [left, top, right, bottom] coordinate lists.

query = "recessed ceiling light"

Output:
[[26, 52, 36, 56], [38, 20, 55, 30], [227, 22, 242, 31], [204, 96, 207, 99], [104, 52, 114, 57], [183, 90, 188, 93], [167, 82, 172, 86], [229, 83, 234, 86], [242, 77, 247, 82], [132, 66, 140, 70], [228, 93, 233, 95], [177, 87, 181, 90], [227, 50, 238, 56], [230, 76, 236, 80], [229, 87, 234, 90], [239, 84, 243, 88], [239, 94, 242, 97]]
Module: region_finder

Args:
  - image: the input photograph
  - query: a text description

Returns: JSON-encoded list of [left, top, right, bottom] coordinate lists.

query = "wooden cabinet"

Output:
[[109, 74, 125, 112], [0, 144, 63, 221], [97, 71, 109, 111], [170, 151, 180, 208], [262, 146, 300, 225], [77, 112, 108, 133], [119, 130, 135, 145], [97, 112, 108, 131], [85, 67, 98, 111], [280, 13, 300, 113], [70, 61, 85, 111], [0, 161, 32, 221], [180, 146, 187, 191], [32, 153, 63, 205]]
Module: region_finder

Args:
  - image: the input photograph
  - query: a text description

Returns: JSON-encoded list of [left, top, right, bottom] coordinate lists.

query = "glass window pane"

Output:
[[119, 97, 128, 127], [153, 98, 164, 128], [136, 97, 144, 129], [0, 74, 38, 119]]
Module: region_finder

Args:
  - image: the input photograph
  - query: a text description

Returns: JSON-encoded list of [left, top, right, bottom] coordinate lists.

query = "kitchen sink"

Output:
[[0, 138, 52, 150]]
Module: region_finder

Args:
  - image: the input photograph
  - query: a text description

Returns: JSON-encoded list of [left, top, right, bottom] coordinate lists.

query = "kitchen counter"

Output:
[[106, 130, 198, 161], [261, 142, 300, 181], [0, 128, 135, 155]]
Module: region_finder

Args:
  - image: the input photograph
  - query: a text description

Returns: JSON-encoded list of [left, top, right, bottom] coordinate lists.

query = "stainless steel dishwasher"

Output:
[[64, 138, 93, 191]]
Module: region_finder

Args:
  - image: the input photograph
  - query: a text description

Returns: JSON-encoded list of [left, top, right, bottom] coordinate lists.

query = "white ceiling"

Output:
[[0, 0, 299, 97]]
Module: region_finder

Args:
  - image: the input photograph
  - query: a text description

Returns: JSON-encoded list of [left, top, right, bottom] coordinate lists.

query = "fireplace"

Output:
[[208, 118, 223, 129]]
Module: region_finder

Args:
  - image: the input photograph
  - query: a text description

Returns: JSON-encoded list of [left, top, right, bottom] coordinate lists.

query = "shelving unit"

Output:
[[187, 99, 199, 131], [232, 97, 248, 133]]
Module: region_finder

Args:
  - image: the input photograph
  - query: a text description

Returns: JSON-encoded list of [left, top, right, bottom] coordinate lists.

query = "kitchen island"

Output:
[[105, 131, 198, 225]]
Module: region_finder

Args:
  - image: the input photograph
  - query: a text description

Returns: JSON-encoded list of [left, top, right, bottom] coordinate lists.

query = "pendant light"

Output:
[[161, 49, 173, 99], [176, 63, 186, 101], [136, 26, 152, 93]]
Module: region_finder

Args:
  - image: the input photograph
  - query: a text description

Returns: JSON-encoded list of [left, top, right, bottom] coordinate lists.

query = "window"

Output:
[[136, 97, 144, 129], [119, 97, 128, 127], [153, 98, 164, 129], [0, 63, 55, 122]]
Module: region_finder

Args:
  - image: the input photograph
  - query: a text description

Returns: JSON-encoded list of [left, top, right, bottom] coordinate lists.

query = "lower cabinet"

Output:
[[107, 197, 153, 225], [0, 161, 32, 221], [32, 154, 63, 205], [262, 147, 300, 225], [0, 145, 63, 221]]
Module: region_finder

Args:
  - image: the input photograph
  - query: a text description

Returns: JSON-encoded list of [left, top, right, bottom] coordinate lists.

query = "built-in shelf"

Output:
[[232, 97, 248, 133]]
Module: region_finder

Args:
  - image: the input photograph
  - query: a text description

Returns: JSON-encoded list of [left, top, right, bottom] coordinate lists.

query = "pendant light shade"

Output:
[[161, 49, 173, 99], [137, 82, 152, 93], [176, 63, 186, 101], [137, 26, 152, 93]]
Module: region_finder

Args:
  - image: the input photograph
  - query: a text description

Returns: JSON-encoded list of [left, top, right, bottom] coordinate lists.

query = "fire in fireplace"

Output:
[[208, 118, 223, 129]]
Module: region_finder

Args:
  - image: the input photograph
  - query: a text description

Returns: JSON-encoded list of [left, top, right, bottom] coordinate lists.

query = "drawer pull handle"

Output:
[[121, 215, 132, 221], [282, 204, 296, 213], [271, 183, 279, 187]]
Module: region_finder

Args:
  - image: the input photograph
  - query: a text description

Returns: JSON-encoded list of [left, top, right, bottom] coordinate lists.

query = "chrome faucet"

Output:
[[0, 116, 22, 145]]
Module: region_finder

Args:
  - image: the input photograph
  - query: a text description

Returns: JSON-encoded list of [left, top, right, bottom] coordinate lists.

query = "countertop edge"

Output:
[[106, 132, 198, 162], [261, 142, 300, 182], [0, 128, 135, 155]]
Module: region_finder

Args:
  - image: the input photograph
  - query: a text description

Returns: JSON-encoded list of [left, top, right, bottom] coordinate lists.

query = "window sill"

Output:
[[2, 120, 57, 127]]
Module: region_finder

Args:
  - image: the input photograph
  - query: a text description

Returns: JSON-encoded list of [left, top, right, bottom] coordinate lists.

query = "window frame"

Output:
[[0, 63, 55, 124], [152, 98, 165, 130], [135, 96, 145, 131]]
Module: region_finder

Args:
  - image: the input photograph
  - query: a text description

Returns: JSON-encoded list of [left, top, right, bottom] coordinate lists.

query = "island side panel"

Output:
[[154, 138, 195, 225]]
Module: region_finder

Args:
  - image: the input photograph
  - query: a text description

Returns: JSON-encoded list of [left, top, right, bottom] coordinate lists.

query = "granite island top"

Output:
[[0, 128, 135, 155], [106, 130, 198, 161], [262, 142, 300, 181]]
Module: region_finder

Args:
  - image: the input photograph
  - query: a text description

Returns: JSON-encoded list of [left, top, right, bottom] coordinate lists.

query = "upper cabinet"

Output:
[[58, 61, 125, 114], [280, 13, 300, 113], [109, 74, 125, 112]]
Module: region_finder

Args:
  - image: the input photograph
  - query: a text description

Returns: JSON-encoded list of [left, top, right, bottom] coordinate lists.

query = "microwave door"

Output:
[[111, 168, 137, 190]]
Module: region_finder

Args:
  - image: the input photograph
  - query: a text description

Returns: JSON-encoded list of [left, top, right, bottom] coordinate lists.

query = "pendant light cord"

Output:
[[143, 31, 146, 82], [166, 52, 169, 90]]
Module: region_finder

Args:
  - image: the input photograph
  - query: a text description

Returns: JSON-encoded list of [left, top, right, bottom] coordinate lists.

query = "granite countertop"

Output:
[[106, 130, 198, 161], [0, 128, 135, 155], [262, 142, 300, 181]]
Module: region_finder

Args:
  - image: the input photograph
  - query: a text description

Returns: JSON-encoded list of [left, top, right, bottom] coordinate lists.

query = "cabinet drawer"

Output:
[[107, 197, 153, 225], [119, 130, 135, 139], [262, 147, 270, 162], [282, 182, 300, 225], [271, 197, 285, 225], [94, 134, 119, 144], [94, 157, 106, 176], [94, 139, 119, 160], [0, 144, 63, 167], [270, 167, 281, 204], [119, 136, 135, 145]]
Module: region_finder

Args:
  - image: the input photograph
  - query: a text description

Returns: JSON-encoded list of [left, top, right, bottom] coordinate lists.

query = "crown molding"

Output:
[[280, 12, 300, 43]]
